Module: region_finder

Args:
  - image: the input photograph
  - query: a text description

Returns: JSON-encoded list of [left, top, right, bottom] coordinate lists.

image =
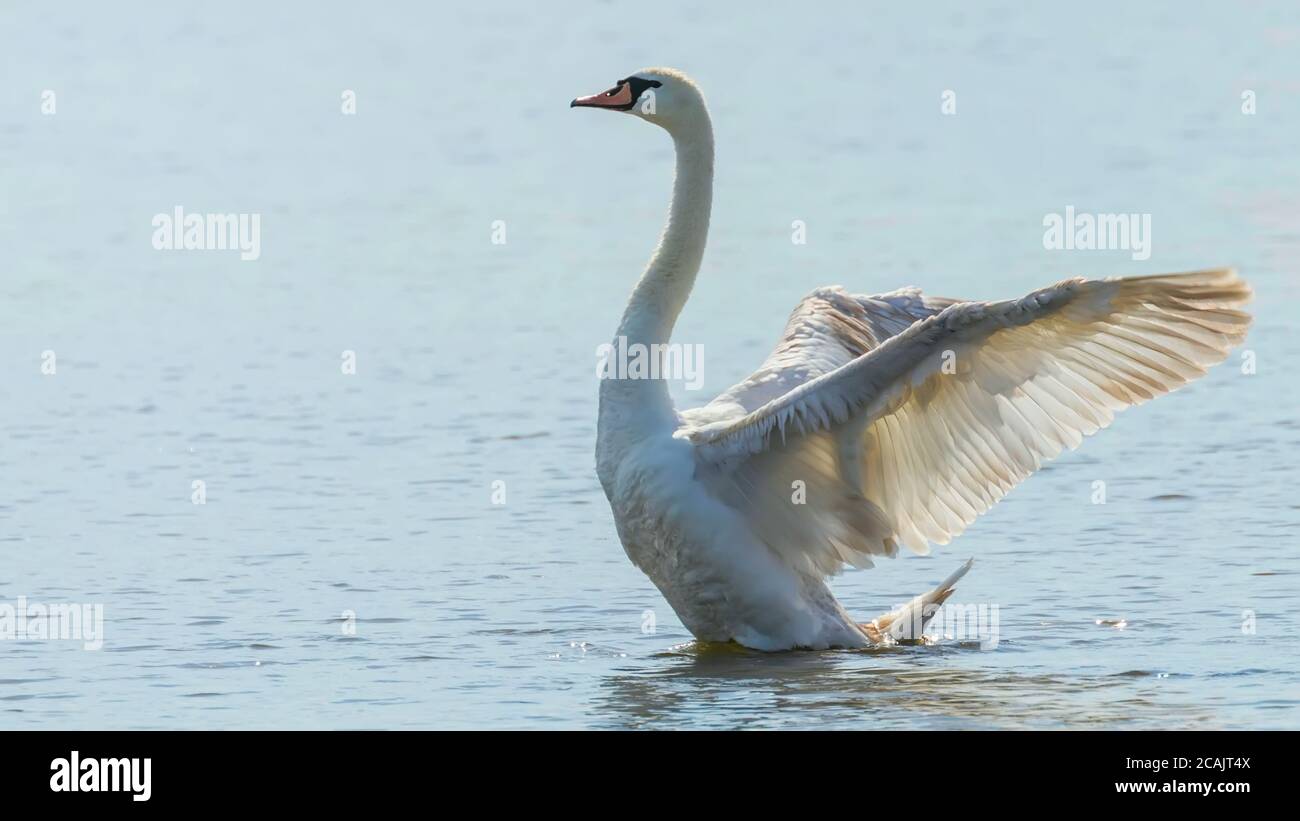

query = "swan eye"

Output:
[[626, 77, 663, 96]]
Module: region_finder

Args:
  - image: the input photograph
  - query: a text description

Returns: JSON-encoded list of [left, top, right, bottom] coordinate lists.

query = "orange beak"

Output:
[[570, 83, 633, 110]]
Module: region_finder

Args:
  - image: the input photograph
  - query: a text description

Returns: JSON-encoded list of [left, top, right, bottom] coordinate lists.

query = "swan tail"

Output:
[[861, 558, 973, 644]]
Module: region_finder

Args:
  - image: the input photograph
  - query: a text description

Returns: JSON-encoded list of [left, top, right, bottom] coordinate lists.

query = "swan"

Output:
[[573, 68, 1253, 651]]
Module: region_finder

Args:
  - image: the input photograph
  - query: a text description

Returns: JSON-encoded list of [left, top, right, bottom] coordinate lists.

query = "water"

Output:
[[1, 1, 1298, 729]]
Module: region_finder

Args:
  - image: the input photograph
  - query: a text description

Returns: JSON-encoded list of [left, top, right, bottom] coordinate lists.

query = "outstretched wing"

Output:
[[683, 269, 1252, 578]]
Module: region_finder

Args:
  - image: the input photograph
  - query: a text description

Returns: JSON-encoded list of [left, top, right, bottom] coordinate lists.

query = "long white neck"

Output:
[[596, 116, 714, 480], [619, 126, 714, 350]]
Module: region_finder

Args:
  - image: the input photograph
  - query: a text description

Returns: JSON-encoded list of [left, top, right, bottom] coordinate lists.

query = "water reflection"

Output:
[[595, 642, 1211, 730]]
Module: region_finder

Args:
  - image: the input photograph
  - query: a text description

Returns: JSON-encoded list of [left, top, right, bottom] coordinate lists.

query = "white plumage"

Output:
[[576, 68, 1252, 651]]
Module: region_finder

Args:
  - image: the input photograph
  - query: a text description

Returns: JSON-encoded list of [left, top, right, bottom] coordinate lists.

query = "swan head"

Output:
[[570, 68, 708, 136]]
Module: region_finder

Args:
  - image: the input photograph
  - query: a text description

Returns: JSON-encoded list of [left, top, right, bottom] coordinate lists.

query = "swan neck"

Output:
[[619, 123, 714, 348], [598, 117, 713, 479]]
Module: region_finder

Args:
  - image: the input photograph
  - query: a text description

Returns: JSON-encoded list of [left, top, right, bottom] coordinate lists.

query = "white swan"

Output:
[[573, 68, 1252, 651]]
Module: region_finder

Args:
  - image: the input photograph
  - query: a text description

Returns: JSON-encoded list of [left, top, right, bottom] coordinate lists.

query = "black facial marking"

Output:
[[608, 76, 663, 111]]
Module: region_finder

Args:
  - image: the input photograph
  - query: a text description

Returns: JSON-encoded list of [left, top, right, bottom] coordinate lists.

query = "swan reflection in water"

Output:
[[592, 641, 1210, 730]]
